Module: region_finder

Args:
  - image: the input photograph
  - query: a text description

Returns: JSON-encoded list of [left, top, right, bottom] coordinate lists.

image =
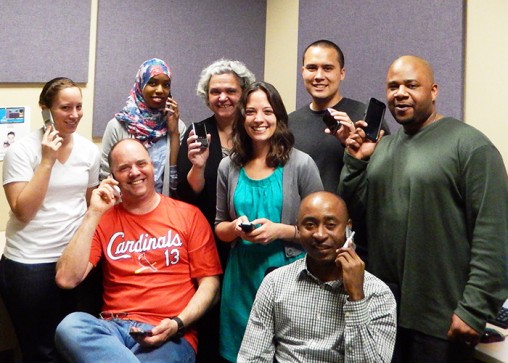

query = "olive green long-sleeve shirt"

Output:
[[339, 117, 508, 339]]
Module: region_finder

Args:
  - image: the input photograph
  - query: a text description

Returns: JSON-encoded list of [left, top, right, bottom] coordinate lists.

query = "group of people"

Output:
[[0, 38, 505, 363]]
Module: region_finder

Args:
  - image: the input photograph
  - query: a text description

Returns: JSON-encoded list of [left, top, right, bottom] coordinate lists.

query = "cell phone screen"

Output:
[[363, 98, 386, 141], [192, 123, 209, 148]]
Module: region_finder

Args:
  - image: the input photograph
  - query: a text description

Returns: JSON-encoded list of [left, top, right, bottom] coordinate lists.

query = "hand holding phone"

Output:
[[322, 109, 341, 135], [192, 122, 209, 149], [363, 98, 386, 142], [42, 109, 55, 131]]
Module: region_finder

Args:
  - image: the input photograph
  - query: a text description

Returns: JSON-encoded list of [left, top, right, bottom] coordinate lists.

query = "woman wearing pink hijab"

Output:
[[101, 58, 186, 196]]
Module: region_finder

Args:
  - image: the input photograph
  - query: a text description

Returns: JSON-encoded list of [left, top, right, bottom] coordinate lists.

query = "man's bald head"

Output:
[[298, 191, 349, 226]]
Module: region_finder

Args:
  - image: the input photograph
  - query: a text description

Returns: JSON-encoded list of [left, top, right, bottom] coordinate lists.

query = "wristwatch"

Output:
[[170, 316, 185, 339]]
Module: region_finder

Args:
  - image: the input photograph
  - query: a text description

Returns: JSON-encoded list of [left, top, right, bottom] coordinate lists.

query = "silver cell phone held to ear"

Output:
[[113, 185, 121, 199], [42, 109, 55, 131], [345, 227, 356, 250]]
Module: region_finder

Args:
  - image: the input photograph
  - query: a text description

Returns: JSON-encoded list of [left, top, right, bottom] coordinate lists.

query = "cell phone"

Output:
[[322, 109, 341, 135], [41, 109, 55, 131], [239, 222, 255, 233], [192, 122, 209, 149], [129, 329, 153, 338], [363, 98, 386, 142], [112, 185, 121, 199]]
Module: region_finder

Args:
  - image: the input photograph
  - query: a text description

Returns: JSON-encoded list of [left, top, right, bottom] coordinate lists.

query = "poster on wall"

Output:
[[0, 106, 31, 161]]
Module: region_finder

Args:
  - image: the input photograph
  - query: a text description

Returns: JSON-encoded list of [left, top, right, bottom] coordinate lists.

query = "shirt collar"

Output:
[[297, 255, 344, 290]]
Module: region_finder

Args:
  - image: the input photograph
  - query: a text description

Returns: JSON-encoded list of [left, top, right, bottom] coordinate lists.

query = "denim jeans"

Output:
[[0, 256, 76, 362], [55, 312, 196, 363]]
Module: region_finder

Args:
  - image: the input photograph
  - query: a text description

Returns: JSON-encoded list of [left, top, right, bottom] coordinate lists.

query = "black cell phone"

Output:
[[363, 98, 386, 142], [192, 122, 209, 149], [41, 109, 55, 131], [129, 329, 153, 338], [322, 109, 341, 135], [239, 222, 255, 233]]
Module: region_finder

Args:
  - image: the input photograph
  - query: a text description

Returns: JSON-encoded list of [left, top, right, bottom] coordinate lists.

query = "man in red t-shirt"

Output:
[[54, 139, 222, 362]]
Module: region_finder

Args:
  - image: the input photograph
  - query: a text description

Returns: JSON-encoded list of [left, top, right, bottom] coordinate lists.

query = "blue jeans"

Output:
[[55, 312, 196, 363], [0, 256, 75, 362]]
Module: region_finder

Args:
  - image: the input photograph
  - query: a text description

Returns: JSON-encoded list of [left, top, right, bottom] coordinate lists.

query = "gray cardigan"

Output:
[[215, 148, 323, 257]]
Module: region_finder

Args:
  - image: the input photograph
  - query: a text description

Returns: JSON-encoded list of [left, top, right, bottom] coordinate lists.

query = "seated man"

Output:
[[54, 139, 222, 362], [238, 191, 397, 362]]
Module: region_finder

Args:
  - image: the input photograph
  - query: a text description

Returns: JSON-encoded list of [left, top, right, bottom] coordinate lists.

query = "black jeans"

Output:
[[392, 326, 476, 363], [0, 256, 75, 363]]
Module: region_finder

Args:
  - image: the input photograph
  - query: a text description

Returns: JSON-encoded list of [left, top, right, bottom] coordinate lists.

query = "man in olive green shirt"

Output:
[[339, 55, 508, 363]]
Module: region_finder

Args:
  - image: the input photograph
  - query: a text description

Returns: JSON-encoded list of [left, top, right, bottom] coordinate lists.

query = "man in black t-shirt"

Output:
[[289, 40, 389, 259], [289, 39, 389, 192]]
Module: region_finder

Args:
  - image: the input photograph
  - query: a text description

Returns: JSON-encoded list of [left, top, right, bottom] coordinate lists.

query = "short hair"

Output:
[[107, 138, 148, 171], [302, 39, 345, 69], [39, 77, 80, 108], [231, 81, 294, 167], [7, 131, 15, 137], [196, 59, 255, 105]]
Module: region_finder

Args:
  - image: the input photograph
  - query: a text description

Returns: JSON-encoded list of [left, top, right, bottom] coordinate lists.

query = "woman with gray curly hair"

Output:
[[177, 59, 254, 261], [176, 59, 254, 363]]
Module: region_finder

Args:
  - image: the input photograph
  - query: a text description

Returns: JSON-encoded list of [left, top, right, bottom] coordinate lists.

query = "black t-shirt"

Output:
[[289, 97, 366, 192]]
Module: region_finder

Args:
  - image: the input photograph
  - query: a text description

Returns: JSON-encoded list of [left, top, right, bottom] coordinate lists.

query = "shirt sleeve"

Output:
[[100, 119, 121, 182], [338, 151, 370, 222], [187, 206, 222, 278], [88, 144, 101, 188], [237, 275, 276, 363], [176, 125, 197, 201], [2, 138, 36, 185], [214, 158, 231, 226], [297, 152, 324, 197], [343, 278, 397, 363], [455, 143, 508, 332]]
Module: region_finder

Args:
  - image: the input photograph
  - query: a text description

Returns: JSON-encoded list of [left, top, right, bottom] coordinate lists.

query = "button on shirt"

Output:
[[238, 257, 397, 363]]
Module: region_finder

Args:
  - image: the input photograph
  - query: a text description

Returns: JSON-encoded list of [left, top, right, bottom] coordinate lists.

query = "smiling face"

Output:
[[48, 86, 83, 136], [207, 73, 242, 124], [243, 89, 277, 147], [386, 56, 438, 133], [298, 192, 349, 270], [110, 139, 155, 202], [142, 74, 171, 110], [302, 45, 345, 110]]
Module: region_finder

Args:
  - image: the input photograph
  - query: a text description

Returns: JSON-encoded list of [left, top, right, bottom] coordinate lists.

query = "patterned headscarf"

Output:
[[115, 58, 172, 147]]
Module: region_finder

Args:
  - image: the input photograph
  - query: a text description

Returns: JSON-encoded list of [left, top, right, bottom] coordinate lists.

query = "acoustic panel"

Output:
[[297, 0, 464, 129], [0, 0, 91, 83]]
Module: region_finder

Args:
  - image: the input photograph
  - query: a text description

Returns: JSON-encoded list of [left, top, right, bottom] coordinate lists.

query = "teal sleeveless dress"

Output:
[[219, 166, 304, 362]]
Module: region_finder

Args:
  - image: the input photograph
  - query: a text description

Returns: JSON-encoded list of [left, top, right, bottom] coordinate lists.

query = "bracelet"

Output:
[[293, 225, 298, 240], [170, 316, 185, 339]]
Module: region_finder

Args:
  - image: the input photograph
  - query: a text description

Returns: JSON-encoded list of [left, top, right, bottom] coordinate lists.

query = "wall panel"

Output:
[[297, 0, 464, 128], [0, 0, 91, 83], [93, 0, 266, 137]]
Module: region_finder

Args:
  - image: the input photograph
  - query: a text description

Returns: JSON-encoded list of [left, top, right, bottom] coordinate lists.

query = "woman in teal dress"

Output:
[[215, 81, 323, 362]]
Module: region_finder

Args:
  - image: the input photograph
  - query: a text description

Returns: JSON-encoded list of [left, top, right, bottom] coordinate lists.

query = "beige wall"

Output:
[[0, 0, 506, 231], [464, 0, 508, 162]]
